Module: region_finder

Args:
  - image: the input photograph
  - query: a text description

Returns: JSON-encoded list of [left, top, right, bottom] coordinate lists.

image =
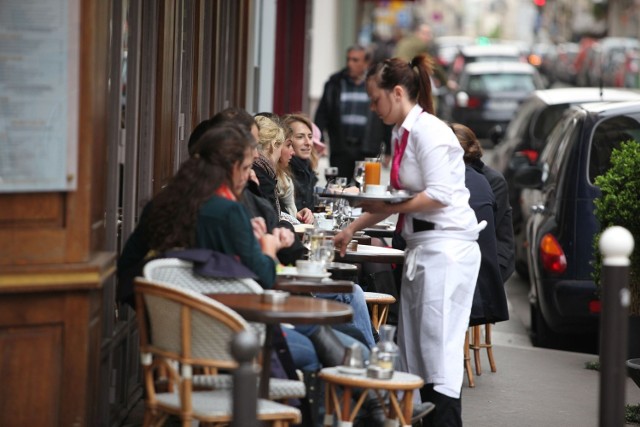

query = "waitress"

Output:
[[334, 55, 484, 427]]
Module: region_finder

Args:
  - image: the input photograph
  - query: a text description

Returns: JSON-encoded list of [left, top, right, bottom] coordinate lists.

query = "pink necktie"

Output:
[[390, 129, 410, 190], [391, 129, 410, 232]]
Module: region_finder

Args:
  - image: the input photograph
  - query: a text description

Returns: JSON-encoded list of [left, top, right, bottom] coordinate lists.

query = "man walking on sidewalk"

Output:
[[315, 45, 390, 180]]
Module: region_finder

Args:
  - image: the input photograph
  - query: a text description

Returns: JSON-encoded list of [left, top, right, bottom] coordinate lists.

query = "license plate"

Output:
[[486, 100, 518, 111]]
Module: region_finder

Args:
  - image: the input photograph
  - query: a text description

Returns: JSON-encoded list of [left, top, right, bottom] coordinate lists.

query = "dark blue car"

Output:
[[515, 100, 640, 347]]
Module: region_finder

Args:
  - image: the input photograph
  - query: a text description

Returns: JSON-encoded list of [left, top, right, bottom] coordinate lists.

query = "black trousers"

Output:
[[420, 384, 462, 427]]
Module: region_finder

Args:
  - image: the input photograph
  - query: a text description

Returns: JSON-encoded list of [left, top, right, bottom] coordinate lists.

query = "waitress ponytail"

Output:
[[367, 55, 435, 115], [412, 55, 435, 115]]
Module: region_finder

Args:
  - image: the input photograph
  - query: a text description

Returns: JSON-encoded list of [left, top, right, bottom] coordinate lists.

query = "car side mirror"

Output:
[[489, 125, 504, 144], [513, 165, 543, 189]]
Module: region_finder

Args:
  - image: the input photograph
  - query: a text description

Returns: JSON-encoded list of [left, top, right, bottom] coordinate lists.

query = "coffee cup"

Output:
[[365, 184, 386, 195], [296, 260, 325, 275]]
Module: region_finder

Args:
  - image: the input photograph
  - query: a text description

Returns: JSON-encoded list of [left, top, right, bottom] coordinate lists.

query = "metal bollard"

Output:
[[598, 226, 635, 427], [231, 330, 260, 427]]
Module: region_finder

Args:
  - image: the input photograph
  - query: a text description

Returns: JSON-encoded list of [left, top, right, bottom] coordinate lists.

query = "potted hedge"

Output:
[[593, 139, 640, 358]]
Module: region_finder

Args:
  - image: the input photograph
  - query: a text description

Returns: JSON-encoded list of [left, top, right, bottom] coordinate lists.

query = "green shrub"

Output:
[[593, 140, 640, 315]]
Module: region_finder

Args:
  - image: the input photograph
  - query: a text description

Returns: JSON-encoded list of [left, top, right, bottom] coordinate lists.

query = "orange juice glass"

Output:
[[364, 157, 381, 187]]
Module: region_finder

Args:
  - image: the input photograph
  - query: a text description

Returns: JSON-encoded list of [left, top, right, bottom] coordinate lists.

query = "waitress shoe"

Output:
[[308, 325, 348, 367]]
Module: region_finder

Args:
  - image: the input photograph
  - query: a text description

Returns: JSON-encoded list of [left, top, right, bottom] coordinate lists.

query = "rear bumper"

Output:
[[538, 278, 599, 334]]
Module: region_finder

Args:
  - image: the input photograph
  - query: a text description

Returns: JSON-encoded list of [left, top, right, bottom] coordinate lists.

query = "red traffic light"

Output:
[[534, 0, 546, 6]]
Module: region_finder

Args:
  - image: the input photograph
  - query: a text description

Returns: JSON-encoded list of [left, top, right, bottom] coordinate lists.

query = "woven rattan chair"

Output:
[[134, 278, 301, 426], [142, 258, 306, 401]]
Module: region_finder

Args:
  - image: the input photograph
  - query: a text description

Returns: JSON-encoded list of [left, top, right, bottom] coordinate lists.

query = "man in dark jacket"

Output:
[[314, 45, 391, 181]]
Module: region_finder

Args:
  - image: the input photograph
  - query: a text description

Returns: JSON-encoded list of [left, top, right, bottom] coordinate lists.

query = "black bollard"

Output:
[[598, 226, 634, 427], [231, 330, 260, 427]]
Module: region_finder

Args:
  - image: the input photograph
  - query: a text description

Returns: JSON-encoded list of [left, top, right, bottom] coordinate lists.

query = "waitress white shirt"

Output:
[[393, 104, 478, 234]]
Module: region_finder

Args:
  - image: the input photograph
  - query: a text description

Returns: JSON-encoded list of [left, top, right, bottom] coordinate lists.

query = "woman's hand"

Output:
[[249, 169, 259, 185], [333, 227, 354, 257], [296, 208, 314, 224], [272, 227, 295, 249], [250, 217, 267, 240]]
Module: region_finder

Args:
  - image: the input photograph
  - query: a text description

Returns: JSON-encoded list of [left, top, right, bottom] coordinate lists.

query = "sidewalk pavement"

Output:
[[461, 279, 640, 427]]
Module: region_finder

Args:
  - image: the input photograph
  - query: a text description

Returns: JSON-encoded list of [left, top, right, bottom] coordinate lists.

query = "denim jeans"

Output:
[[318, 285, 376, 348], [281, 326, 321, 371]]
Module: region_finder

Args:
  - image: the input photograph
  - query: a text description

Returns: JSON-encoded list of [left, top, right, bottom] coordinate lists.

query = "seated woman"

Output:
[[281, 113, 319, 212], [145, 123, 368, 369], [253, 115, 314, 225]]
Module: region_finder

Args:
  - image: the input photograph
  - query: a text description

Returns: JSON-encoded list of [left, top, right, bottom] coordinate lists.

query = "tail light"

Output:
[[539, 233, 567, 274], [529, 54, 542, 67], [516, 149, 539, 164], [589, 300, 601, 314], [455, 92, 482, 108]]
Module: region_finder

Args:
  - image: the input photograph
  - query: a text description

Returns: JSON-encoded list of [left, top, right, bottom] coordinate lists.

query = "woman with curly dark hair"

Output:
[[147, 124, 290, 286]]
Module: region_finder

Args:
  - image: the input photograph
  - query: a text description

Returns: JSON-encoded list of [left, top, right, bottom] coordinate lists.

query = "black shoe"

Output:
[[308, 325, 348, 367], [411, 401, 435, 424], [361, 392, 386, 426]]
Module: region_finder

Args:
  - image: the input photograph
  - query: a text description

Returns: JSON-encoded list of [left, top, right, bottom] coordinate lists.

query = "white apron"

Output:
[[397, 222, 484, 399]]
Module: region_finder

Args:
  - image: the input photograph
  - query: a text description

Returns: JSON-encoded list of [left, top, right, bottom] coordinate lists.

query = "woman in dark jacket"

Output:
[[451, 123, 509, 325], [281, 113, 318, 211]]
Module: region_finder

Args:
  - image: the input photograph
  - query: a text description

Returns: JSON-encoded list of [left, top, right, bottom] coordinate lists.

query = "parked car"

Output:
[[587, 37, 640, 88], [447, 61, 545, 138], [486, 88, 640, 278], [433, 35, 475, 72], [450, 43, 526, 80], [515, 100, 640, 347]]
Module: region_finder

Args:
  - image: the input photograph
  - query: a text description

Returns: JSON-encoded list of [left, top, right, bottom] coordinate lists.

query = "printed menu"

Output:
[[0, 0, 79, 192]]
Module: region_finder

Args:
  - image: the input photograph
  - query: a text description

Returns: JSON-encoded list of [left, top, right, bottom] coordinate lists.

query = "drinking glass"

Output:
[[364, 157, 381, 187], [324, 167, 339, 184], [335, 177, 348, 189], [353, 161, 365, 189]]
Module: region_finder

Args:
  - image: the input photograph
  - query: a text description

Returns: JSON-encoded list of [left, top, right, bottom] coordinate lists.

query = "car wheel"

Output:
[[515, 259, 529, 280], [530, 302, 557, 348]]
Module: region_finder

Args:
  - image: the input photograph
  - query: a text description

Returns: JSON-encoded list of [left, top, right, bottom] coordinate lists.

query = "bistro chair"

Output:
[[463, 329, 475, 387], [469, 323, 497, 375], [134, 277, 301, 426], [142, 257, 306, 402], [363, 291, 396, 333]]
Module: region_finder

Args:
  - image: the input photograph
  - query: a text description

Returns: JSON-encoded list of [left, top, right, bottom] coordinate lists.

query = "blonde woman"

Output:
[[281, 113, 319, 212], [253, 115, 285, 216], [277, 132, 314, 224]]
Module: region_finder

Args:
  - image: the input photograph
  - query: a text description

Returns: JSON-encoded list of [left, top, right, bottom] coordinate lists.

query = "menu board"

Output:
[[0, 0, 79, 192]]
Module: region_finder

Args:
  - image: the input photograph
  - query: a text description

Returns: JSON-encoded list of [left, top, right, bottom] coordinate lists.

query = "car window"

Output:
[[589, 115, 640, 183], [531, 104, 570, 145], [467, 73, 537, 93], [539, 113, 580, 185], [504, 98, 539, 141]]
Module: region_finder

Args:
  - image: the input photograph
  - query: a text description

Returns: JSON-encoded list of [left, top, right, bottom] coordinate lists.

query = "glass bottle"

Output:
[[372, 325, 399, 373]]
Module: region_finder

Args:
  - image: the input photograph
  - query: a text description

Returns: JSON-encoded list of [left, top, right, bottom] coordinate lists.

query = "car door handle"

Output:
[[531, 204, 545, 214]]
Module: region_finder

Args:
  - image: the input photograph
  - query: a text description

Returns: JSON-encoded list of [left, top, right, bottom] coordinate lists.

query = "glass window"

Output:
[[467, 73, 537, 93], [589, 115, 640, 183], [531, 104, 571, 144]]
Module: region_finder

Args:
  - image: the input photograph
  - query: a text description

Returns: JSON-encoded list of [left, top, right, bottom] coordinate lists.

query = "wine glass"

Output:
[[324, 167, 339, 185], [353, 161, 365, 190], [335, 177, 348, 190]]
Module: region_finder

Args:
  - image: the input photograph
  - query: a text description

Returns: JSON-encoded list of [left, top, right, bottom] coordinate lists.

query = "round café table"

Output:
[[319, 367, 424, 427], [273, 278, 354, 294], [207, 293, 353, 399], [363, 225, 396, 239]]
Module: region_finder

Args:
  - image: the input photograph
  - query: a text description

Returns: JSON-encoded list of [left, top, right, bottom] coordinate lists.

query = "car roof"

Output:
[[458, 44, 522, 57], [574, 99, 640, 116], [533, 87, 640, 105], [462, 61, 538, 74]]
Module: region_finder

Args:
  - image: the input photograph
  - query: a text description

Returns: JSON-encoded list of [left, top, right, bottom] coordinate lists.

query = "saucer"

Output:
[[277, 269, 331, 282], [337, 366, 366, 375]]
